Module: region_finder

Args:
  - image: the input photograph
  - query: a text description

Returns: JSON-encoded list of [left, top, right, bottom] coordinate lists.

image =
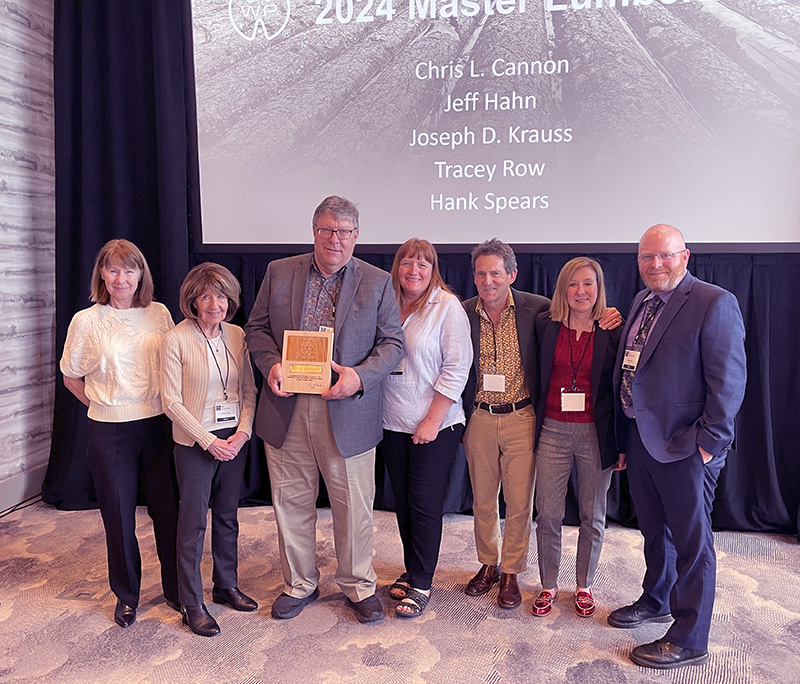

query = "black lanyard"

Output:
[[566, 318, 594, 390], [197, 324, 230, 400], [320, 280, 338, 316]]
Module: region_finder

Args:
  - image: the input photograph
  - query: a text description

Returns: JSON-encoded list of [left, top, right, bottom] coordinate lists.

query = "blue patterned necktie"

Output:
[[620, 296, 663, 410]]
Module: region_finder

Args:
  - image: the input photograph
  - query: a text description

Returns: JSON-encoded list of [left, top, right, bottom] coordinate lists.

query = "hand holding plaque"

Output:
[[281, 330, 334, 394]]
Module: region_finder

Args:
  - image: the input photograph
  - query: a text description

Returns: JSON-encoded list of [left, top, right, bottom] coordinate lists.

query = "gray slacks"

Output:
[[534, 417, 613, 589]]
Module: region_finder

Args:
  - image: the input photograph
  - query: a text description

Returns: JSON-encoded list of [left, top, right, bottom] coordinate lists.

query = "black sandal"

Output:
[[389, 573, 411, 600], [395, 588, 430, 618]]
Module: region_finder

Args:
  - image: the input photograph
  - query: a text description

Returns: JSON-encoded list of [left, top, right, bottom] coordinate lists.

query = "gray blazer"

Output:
[[245, 253, 404, 457]]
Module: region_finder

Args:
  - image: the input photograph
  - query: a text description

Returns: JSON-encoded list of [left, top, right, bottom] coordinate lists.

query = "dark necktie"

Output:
[[620, 296, 663, 410]]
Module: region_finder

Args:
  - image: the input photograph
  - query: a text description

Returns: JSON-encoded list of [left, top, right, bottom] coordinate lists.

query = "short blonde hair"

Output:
[[549, 257, 608, 323], [391, 238, 452, 315], [90, 239, 154, 307], [179, 262, 241, 323]]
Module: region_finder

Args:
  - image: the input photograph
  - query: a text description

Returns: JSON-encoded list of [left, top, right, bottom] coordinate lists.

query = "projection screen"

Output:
[[191, 0, 800, 246]]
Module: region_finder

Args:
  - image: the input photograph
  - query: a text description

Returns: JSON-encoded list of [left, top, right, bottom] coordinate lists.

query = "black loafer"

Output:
[[347, 594, 384, 623], [630, 639, 709, 669], [607, 601, 672, 628], [114, 599, 136, 628], [181, 604, 220, 637], [213, 586, 258, 612], [271, 587, 320, 619]]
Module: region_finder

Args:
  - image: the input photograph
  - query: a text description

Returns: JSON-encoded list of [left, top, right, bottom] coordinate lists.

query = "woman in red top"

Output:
[[532, 257, 624, 618]]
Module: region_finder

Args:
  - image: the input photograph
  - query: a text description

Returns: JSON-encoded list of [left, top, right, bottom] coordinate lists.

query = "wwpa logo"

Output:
[[229, 0, 291, 41]]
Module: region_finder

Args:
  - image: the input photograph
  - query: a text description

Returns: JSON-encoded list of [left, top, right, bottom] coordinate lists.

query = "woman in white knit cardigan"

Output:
[[161, 262, 257, 637]]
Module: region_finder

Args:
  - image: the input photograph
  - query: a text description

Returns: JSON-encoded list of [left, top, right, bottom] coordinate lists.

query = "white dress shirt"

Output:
[[383, 287, 473, 434]]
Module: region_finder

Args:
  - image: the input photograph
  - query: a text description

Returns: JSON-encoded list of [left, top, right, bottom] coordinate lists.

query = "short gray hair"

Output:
[[312, 195, 359, 231], [471, 238, 517, 274]]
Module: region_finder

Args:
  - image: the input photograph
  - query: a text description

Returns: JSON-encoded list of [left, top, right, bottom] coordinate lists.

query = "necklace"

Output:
[[208, 334, 223, 353]]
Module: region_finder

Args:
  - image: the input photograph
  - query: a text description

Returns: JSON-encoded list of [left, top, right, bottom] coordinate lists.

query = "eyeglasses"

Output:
[[315, 226, 355, 240], [637, 250, 686, 263]]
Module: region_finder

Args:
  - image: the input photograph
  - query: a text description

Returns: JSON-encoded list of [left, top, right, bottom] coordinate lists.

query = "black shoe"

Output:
[[347, 594, 385, 623], [630, 639, 709, 669], [164, 598, 181, 612], [271, 587, 320, 619], [213, 586, 258, 612], [607, 601, 673, 628], [181, 604, 220, 637], [465, 564, 501, 596], [114, 599, 136, 628]]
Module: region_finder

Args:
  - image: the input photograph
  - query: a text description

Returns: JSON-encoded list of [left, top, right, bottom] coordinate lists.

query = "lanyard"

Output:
[[490, 320, 499, 372], [197, 324, 230, 400], [566, 317, 594, 390], [320, 280, 338, 316]]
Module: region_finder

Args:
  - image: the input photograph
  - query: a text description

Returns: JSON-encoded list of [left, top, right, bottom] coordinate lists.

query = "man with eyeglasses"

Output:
[[609, 224, 746, 669], [246, 195, 403, 624]]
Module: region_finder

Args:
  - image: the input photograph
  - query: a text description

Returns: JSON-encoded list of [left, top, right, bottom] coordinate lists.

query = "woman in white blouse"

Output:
[[382, 238, 473, 617], [161, 262, 257, 637], [60, 239, 179, 629]]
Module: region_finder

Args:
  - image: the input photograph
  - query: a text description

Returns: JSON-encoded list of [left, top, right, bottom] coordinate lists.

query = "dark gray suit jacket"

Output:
[[613, 271, 746, 463], [462, 288, 551, 426], [245, 253, 404, 457]]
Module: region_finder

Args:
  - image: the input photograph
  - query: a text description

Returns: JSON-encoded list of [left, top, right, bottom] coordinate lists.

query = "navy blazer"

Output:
[[462, 288, 551, 425], [534, 313, 622, 469], [613, 271, 746, 463], [245, 253, 404, 457]]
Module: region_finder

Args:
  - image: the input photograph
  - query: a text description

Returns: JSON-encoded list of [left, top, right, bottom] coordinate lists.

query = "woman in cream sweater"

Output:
[[161, 262, 257, 637], [61, 239, 179, 629]]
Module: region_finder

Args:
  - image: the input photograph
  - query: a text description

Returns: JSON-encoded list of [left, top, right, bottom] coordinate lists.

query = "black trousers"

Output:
[[87, 415, 179, 608], [382, 424, 464, 590], [174, 427, 247, 606]]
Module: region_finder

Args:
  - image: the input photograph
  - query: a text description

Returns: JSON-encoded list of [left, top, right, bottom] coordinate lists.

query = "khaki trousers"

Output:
[[265, 394, 377, 602], [463, 404, 535, 574]]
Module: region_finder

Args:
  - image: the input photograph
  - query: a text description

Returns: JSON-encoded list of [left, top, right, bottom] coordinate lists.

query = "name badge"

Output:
[[622, 349, 640, 372], [318, 326, 334, 334], [483, 373, 506, 393], [561, 389, 586, 412], [390, 358, 406, 376], [215, 400, 240, 424]]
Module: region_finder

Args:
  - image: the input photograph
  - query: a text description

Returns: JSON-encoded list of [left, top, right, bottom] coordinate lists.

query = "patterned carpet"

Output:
[[1, 501, 799, 683]]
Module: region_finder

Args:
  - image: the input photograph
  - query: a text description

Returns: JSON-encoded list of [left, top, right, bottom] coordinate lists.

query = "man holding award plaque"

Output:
[[246, 196, 404, 624]]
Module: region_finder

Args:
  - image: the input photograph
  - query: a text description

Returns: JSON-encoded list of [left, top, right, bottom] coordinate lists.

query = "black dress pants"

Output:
[[382, 424, 464, 590], [174, 427, 247, 606], [87, 414, 179, 608]]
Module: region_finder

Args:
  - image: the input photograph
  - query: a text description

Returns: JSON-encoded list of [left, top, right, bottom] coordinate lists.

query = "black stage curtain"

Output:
[[44, 2, 800, 540]]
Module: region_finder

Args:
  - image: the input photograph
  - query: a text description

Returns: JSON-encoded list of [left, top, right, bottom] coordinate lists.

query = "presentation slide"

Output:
[[191, 0, 800, 246]]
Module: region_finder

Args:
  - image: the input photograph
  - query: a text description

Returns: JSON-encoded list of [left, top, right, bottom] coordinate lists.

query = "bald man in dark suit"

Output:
[[609, 224, 746, 669]]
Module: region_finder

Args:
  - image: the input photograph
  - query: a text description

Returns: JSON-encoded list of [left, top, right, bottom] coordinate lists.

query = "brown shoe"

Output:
[[465, 564, 501, 596], [497, 573, 521, 609]]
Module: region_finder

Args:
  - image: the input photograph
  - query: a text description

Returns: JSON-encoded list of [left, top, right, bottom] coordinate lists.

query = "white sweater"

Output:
[[60, 303, 174, 422]]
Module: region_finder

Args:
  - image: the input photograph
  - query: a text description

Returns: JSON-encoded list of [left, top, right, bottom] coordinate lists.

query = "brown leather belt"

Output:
[[474, 398, 532, 415]]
